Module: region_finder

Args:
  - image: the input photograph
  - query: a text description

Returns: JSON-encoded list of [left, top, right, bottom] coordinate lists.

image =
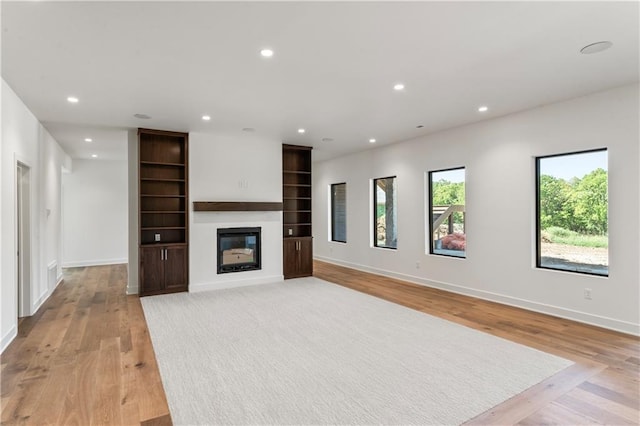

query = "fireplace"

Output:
[[217, 227, 261, 274]]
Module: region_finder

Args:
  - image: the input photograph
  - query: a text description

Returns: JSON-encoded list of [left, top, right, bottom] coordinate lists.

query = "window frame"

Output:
[[373, 176, 398, 249], [535, 148, 609, 277], [330, 182, 347, 243], [427, 166, 466, 258]]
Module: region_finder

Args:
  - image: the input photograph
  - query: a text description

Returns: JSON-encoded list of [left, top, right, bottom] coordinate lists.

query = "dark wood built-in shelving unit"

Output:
[[282, 144, 313, 279], [138, 128, 189, 296], [193, 201, 283, 212]]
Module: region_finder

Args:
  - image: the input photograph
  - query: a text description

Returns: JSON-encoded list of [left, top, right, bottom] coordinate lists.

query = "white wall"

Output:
[[0, 66, 4, 353], [127, 130, 283, 294], [62, 159, 128, 267], [189, 131, 283, 292], [314, 84, 640, 336], [1, 79, 72, 351]]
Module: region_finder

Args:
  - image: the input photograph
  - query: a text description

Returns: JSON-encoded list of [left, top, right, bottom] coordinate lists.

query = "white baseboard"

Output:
[[127, 284, 139, 295], [1, 325, 17, 354], [190, 274, 284, 293], [315, 255, 640, 337], [62, 258, 128, 268]]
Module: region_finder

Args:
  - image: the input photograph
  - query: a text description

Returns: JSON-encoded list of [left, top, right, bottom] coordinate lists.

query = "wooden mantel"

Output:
[[193, 201, 283, 212]]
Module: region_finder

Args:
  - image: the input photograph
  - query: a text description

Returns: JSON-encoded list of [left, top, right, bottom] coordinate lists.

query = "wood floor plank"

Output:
[[90, 337, 122, 426], [56, 351, 99, 426], [518, 401, 602, 425], [578, 380, 639, 410], [464, 362, 605, 425], [556, 392, 637, 425], [28, 362, 75, 425], [565, 387, 640, 423]]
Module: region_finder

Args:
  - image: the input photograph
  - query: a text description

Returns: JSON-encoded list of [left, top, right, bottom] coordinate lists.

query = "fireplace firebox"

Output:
[[217, 227, 261, 274]]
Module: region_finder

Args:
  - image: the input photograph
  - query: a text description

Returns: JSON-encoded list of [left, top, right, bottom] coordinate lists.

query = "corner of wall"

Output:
[[127, 130, 139, 294]]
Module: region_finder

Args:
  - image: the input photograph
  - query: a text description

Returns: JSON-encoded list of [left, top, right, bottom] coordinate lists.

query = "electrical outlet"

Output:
[[584, 288, 592, 300], [288, 228, 293, 236], [155, 233, 161, 242]]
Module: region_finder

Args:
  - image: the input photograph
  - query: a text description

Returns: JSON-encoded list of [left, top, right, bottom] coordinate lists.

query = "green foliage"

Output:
[[572, 169, 608, 235], [544, 226, 573, 238], [542, 227, 608, 248], [539, 168, 608, 236], [432, 180, 465, 224], [432, 180, 464, 206], [539, 175, 573, 230]]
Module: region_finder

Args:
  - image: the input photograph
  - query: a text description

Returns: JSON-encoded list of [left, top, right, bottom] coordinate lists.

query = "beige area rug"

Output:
[[141, 277, 572, 425]]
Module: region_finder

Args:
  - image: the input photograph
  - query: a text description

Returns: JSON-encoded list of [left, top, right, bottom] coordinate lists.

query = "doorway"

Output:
[[16, 162, 31, 318]]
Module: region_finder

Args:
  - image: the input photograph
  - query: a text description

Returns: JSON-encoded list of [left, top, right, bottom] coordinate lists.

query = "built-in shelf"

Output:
[[282, 144, 313, 279], [193, 201, 283, 212], [141, 227, 186, 230], [140, 161, 185, 167], [138, 128, 189, 296], [283, 170, 311, 175], [141, 178, 185, 182], [141, 211, 184, 214]]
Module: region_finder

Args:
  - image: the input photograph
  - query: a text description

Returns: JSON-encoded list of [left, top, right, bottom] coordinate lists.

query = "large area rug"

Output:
[[141, 277, 572, 425]]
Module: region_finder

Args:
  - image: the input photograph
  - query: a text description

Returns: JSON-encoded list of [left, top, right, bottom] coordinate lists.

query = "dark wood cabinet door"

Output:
[[283, 238, 298, 279], [298, 237, 313, 276], [283, 237, 313, 279], [164, 246, 187, 290], [140, 246, 164, 294]]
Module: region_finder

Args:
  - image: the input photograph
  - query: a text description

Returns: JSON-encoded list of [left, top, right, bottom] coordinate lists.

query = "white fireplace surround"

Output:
[[190, 211, 283, 293]]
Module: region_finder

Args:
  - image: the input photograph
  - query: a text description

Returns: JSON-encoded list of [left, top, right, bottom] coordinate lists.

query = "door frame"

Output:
[[15, 156, 33, 318]]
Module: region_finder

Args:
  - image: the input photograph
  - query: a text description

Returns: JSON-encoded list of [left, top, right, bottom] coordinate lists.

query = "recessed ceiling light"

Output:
[[369, 138, 376, 143], [202, 115, 211, 121], [580, 41, 613, 55], [478, 106, 489, 112], [133, 113, 152, 119], [67, 96, 79, 103], [298, 128, 306, 134], [393, 83, 405, 91], [242, 127, 255, 132], [84, 138, 92, 142], [260, 48, 274, 58], [91, 154, 98, 158], [321, 137, 334, 142]]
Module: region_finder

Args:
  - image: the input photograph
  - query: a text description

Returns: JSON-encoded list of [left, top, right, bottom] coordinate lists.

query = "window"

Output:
[[374, 176, 397, 249], [536, 149, 608, 276], [428, 168, 466, 257], [331, 183, 347, 242]]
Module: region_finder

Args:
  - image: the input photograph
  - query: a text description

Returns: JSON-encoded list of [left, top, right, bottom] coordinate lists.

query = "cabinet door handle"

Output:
[[161, 249, 164, 261], [165, 249, 168, 260]]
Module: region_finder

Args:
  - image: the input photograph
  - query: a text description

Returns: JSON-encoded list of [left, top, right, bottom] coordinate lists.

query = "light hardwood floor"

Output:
[[1, 261, 638, 425]]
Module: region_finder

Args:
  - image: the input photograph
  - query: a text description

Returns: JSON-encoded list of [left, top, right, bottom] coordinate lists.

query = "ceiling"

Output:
[[2, 1, 638, 162]]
